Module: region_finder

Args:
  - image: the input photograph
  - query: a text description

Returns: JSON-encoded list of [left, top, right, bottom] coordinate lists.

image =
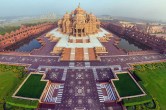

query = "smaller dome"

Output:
[[20, 25, 26, 29], [10, 31, 15, 35], [5, 33, 10, 36], [58, 19, 62, 24], [63, 12, 70, 19], [89, 13, 96, 18]]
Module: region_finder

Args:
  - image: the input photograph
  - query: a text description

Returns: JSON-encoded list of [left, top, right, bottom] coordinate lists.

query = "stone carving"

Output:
[[58, 4, 100, 37]]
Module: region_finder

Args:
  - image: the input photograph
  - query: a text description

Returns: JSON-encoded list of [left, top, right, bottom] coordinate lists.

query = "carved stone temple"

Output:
[[46, 4, 113, 61], [58, 4, 100, 37]]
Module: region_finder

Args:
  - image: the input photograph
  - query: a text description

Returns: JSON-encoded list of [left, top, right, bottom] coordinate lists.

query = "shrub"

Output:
[[127, 106, 135, 110], [144, 100, 156, 109], [6, 99, 38, 109], [123, 95, 152, 107]]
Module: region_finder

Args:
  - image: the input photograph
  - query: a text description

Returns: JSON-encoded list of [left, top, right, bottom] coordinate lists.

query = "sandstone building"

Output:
[[0, 23, 54, 50], [58, 4, 100, 37], [46, 5, 112, 61], [146, 25, 166, 34]]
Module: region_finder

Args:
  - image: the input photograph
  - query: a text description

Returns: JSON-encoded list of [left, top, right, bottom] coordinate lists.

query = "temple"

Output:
[[46, 5, 112, 61], [1, 2, 166, 110], [58, 4, 100, 37]]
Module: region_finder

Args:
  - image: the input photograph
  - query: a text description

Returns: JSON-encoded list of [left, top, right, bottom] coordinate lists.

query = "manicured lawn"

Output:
[[114, 73, 143, 97], [134, 63, 166, 110], [0, 65, 38, 109], [0, 66, 25, 101], [0, 71, 17, 99], [16, 74, 46, 99], [0, 71, 21, 109]]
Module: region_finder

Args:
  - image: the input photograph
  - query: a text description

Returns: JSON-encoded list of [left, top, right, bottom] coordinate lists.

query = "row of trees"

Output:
[[133, 62, 166, 72], [0, 64, 38, 109], [126, 99, 160, 110], [0, 64, 27, 79], [125, 62, 165, 110], [0, 26, 20, 35]]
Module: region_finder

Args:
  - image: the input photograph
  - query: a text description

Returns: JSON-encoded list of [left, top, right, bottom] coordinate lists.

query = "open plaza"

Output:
[[0, 4, 166, 110]]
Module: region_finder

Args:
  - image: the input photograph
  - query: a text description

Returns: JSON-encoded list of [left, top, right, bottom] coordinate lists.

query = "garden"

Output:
[[0, 64, 38, 110], [129, 62, 166, 110], [113, 73, 143, 97], [16, 74, 46, 99]]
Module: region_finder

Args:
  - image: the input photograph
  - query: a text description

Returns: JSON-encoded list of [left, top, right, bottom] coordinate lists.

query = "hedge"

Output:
[[6, 100, 38, 109], [123, 95, 152, 106]]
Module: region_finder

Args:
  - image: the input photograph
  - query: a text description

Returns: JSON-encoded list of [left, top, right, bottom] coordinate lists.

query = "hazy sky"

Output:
[[0, 0, 166, 21]]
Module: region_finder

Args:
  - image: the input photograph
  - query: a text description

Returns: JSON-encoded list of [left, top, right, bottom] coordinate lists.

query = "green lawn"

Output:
[[114, 73, 143, 97], [0, 66, 25, 102], [0, 65, 27, 109], [0, 64, 38, 109], [0, 71, 22, 110], [134, 63, 166, 110], [16, 74, 46, 99]]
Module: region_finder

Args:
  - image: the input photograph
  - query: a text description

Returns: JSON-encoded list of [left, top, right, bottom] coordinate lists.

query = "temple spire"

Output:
[[78, 3, 80, 8]]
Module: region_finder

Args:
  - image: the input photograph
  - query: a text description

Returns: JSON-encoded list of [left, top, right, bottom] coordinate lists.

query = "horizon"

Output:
[[0, 0, 166, 22]]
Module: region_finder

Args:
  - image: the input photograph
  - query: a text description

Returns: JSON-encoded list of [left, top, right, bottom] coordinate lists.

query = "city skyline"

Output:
[[0, 0, 166, 21]]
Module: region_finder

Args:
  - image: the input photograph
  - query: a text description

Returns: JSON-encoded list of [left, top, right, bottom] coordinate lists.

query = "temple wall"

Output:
[[0, 23, 55, 50], [147, 26, 165, 34], [102, 22, 166, 53]]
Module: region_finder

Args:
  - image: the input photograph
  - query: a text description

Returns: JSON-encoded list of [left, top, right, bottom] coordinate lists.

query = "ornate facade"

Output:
[[102, 22, 166, 54], [0, 23, 55, 50], [146, 25, 166, 34], [58, 5, 100, 37]]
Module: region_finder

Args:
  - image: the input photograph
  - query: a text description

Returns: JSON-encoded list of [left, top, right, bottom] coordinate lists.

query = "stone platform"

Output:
[[61, 48, 98, 61], [48, 28, 110, 48]]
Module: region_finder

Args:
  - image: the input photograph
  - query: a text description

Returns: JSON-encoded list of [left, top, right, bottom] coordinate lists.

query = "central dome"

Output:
[[73, 5, 86, 15]]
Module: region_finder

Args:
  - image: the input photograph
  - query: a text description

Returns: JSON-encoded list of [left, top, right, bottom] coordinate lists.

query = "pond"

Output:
[[118, 37, 151, 51], [8, 38, 42, 52]]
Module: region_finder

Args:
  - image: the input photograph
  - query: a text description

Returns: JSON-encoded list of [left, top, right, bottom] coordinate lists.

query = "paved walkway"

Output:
[[0, 53, 165, 70], [1, 27, 165, 110]]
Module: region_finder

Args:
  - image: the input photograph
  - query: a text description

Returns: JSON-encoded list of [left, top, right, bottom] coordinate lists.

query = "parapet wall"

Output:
[[0, 22, 56, 51], [101, 22, 166, 54]]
